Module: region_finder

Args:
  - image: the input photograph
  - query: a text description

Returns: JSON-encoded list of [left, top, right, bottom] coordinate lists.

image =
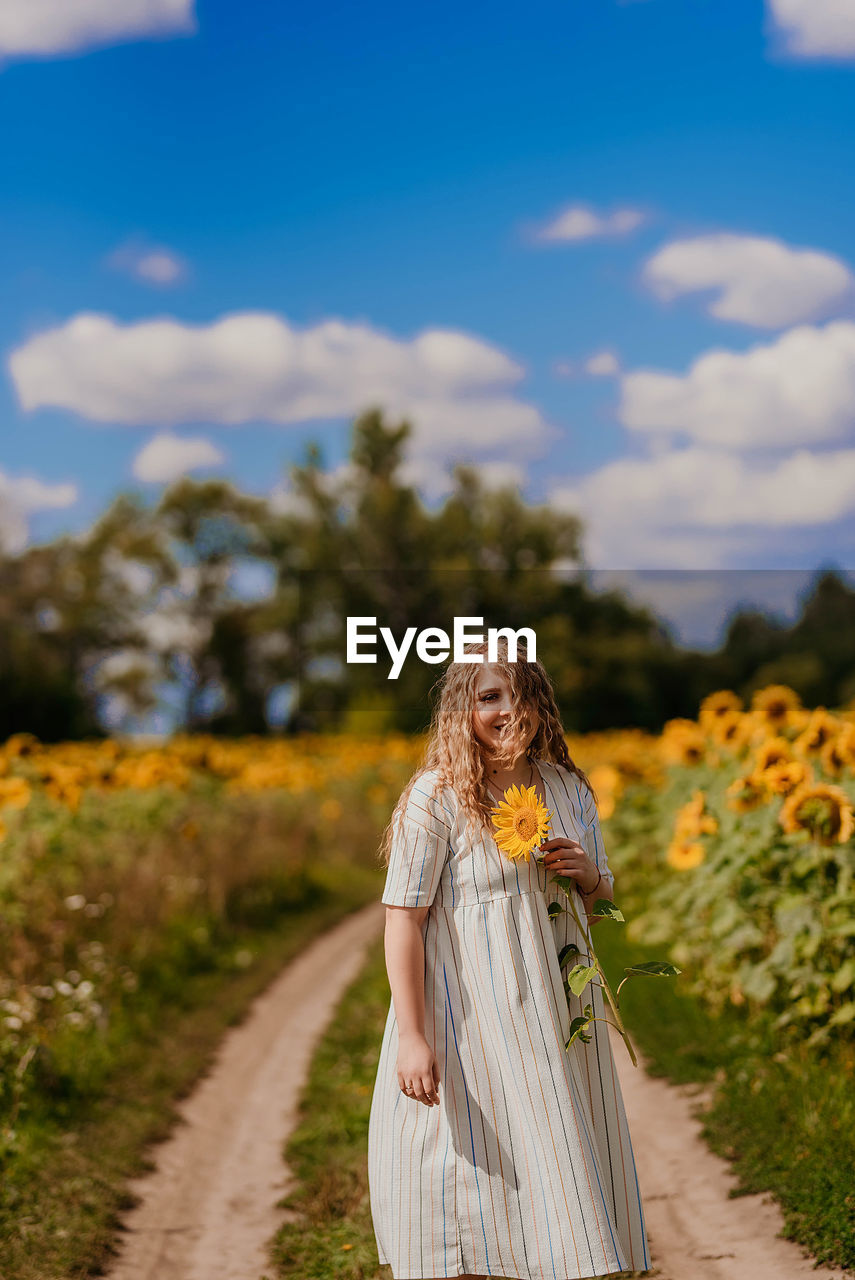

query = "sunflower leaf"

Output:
[[623, 961, 682, 978], [565, 1011, 594, 1048], [589, 898, 625, 921], [566, 963, 598, 996]]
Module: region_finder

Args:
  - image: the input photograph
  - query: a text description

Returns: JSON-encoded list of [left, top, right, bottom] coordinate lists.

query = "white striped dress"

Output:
[[367, 757, 650, 1280]]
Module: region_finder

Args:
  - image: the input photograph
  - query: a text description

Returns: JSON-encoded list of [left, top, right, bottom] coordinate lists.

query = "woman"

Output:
[[367, 638, 650, 1280]]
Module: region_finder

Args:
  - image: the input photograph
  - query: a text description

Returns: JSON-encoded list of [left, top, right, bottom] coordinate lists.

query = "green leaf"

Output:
[[740, 965, 777, 1003], [565, 1008, 594, 1048], [589, 898, 625, 921], [828, 1002, 855, 1027], [566, 963, 598, 996], [558, 942, 582, 967], [623, 960, 682, 978], [547, 902, 566, 922], [830, 958, 855, 994]]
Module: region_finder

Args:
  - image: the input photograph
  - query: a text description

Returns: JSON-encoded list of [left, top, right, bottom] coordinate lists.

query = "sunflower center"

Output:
[[514, 810, 538, 840], [799, 796, 840, 838]]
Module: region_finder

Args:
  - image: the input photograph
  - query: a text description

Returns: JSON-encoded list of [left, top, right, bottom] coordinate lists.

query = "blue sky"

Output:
[[2, 0, 855, 642]]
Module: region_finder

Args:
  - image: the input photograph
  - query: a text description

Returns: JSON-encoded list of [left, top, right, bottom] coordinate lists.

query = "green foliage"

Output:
[[0, 765, 393, 1146], [5, 412, 855, 739], [622, 960, 682, 977], [595, 922, 855, 1271], [589, 897, 625, 920], [608, 763, 855, 1048], [565, 1005, 594, 1048], [0, 777, 389, 1279], [565, 963, 598, 997], [270, 936, 392, 1279]]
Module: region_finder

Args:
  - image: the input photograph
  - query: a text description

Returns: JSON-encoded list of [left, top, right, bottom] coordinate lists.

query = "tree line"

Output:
[[1, 409, 853, 740]]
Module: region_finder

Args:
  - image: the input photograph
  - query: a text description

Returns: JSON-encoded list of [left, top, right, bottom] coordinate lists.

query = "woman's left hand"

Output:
[[537, 837, 600, 894]]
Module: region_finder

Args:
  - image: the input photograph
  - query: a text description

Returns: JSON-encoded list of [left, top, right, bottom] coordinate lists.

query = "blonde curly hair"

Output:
[[379, 636, 597, 865]]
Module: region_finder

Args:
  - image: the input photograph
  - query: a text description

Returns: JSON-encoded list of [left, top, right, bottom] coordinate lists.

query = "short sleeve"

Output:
[[580, 782, 614, 890], [381, 774, 452, 909]]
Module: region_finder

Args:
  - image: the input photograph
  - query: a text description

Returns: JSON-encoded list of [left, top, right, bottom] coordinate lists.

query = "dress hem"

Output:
[[380, 1266, 647, 1280]]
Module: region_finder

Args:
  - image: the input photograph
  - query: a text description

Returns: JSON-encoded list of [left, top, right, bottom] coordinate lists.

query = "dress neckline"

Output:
[[484, 757, 548, 809]]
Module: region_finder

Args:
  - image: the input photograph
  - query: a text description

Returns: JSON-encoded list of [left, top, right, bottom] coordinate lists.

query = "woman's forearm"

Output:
[[384, 907, 429, 1037]]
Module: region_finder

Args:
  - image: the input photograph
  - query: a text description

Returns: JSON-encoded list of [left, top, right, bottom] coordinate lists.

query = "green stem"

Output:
[[590, 1016, 624, 1034], [554, 874, 639, 1067]]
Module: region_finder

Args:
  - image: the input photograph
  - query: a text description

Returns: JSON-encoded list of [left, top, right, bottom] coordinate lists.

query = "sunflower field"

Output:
[[0, 732, 422, 1162], [1, 686, 854, 1274], [3, 685, 854, 1134], [592, 685, 855, 1048]]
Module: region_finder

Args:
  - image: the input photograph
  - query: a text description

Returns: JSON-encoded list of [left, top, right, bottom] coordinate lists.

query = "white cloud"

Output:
[[549, 444, 855, 568], [271, 456, 529, 512], [469, 459, 527, 493], [552, 351, 620, 379], [0, 469, 78, 552], [398, 457, 527, 504], [132, 432, 225, 483], [619, 320, 855, 449], [269, 462, 358, 519], [642, 233, 854, 328], [584, 350, 621, 377], [140, 606, 211, 653], [101, 548, 157, 596], [767, 0, 855, 58], [107, 239, 188, 287], [535, 204, 645, 244], [9, 310, 551, 455], [0, 0, 196, 60]]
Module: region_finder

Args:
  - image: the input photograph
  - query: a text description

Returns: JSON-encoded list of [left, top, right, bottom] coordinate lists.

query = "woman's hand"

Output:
[[538, 837, 601, 895], [397, 1031, 440, 1106]]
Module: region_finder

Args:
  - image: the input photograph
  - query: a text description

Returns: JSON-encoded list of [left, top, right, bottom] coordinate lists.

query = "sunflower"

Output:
[[674, 789, 718, 838], [793, 709, 843, 758], [698, 690, 743, 732], [725, 773, 767, 813], [709, 710, 753, 753], [758, 759, 812, 797], [666, 838, 705, 870], [491, 783, 552, 862], [2, 732, 40, 759], [819, 736, 848, 778], [661, 720, 707, 766], [588, 764, 619, 820], [836, 723, 855, 768], [754, 737, 793, 772], [751, 684, 802, 731], [0, 776, 32, 810], [779, 781, 855, 847]]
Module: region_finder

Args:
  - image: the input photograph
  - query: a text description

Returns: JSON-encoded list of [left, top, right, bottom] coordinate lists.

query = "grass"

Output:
[[270, 932, 653, 1280], [6, 767, 852, 1277], [0, 858, 382, 1280], [268, 933, 390, 1280], [594, 920, 855, 1272], [271, 909, 855, 1280]]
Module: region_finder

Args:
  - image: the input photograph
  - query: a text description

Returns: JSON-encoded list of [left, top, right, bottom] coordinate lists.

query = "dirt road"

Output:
[[106, 904, 383, 1280], [105, 901, 854, 1280], [610, 1023, 853, 1280]]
